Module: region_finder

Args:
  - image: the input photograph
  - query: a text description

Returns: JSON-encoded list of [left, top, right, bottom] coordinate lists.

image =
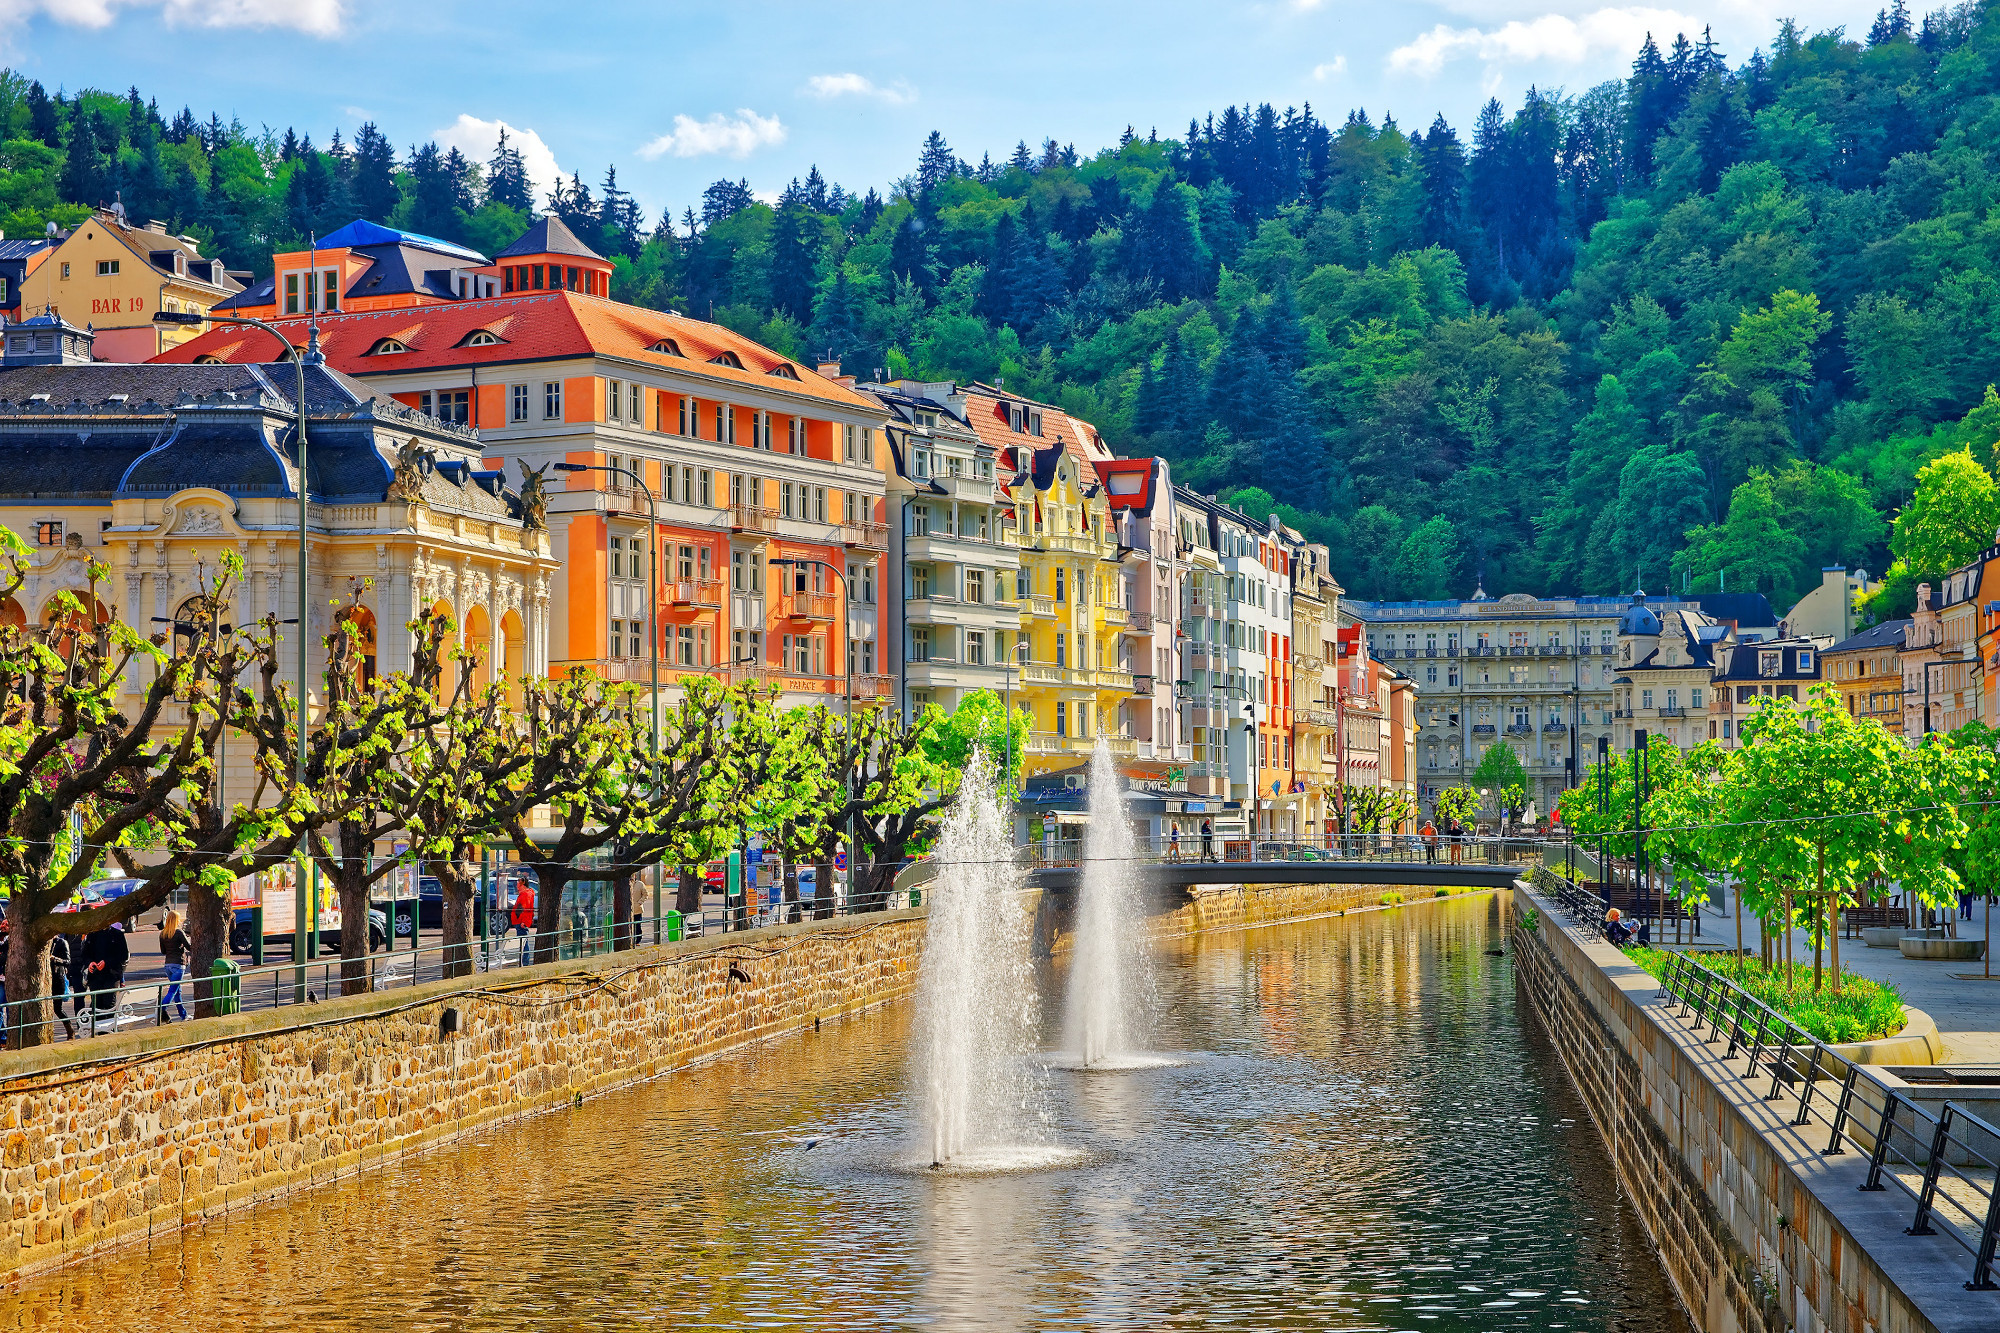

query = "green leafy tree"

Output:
[[1889, 448, 2000, 578]]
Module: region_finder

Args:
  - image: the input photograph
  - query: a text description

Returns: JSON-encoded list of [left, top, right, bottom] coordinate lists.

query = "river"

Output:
[[2, 893, 1687, 1331]]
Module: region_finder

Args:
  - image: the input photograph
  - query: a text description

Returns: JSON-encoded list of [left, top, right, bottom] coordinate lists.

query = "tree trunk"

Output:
[[814, 858, 834, 920], [613, 872, 636, 951], [1812, 853, 1826, 995], [782, 859, 800, 925], [433, 858, 477, 978], [1830, 888, 1843, 997], [334, 856, 371, 998], [676, 865, 702, 916], [532, 864, 570, 965], [4, 920, 51, 1048], [188, 877, 230, 1018], [861, 846, 900, 912]]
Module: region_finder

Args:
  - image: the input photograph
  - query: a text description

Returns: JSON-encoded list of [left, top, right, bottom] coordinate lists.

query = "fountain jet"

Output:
[[1061, 738, 1154, 1068]]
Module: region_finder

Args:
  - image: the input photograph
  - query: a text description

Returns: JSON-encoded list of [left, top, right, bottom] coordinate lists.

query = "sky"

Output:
[[3, 0, 1886, 225]]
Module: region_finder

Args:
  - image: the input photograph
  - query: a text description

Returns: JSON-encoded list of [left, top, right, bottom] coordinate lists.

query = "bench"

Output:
[[1841, 904, 1909, 938]]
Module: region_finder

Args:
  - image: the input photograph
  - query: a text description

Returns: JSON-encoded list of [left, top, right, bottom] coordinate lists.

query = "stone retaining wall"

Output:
[[1512, 885, 1993, 1333], [0, 910, 926, 1283]]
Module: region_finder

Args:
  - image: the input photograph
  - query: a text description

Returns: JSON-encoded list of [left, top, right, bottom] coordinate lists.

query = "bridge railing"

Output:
[[1022, 833, 1552, 869]]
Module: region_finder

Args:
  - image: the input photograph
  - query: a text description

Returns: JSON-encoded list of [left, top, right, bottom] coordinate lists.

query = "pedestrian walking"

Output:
[[1961, 889, 1975, 921], [157, 910, 190, 1023], [81, 922, 128, 1034], [1200, 819, 1214, 862], [509, 881, 534, 946], [48, 932, 75, 1040]]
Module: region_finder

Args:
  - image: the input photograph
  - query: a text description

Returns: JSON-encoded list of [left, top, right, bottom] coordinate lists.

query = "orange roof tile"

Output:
[[152, 291, 882, 412], [957, 384, 1115, 480]]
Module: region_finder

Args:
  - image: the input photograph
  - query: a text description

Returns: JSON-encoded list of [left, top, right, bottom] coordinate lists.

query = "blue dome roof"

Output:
[[1619, 592, 1661, 635]]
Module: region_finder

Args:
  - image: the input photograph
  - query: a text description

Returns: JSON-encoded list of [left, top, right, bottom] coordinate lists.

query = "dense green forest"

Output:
[[12, 4, 2000, 615]]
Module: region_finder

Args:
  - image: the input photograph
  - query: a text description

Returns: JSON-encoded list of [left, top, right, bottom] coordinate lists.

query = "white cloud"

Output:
[[637, 110, 787, 161], [1312, 55, 1348, 80], [803, 73, 916, 105], [10, 0, 344, 36], [435, 114, 565, 207], [1388, 7, 1699, 75]]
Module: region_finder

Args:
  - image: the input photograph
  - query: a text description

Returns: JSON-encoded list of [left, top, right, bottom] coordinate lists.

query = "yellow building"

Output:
[[1823, 618, 1908, 735], [16, 207, 242, 362], [1007, 445, 1131, 775]]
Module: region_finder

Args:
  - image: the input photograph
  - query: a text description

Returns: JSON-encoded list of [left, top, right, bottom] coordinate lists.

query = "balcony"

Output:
[[1095, 669, 1136, 693], [552, 659, 721, 687], [1101, 606, 1127, 627], [1023, 663, 1066, 685], [1126, 610, 1153, 633], [1028, 595, 1057, 618], [1504, 724, 1534, 737], [1295, 707, 1337, 729], [1292, 652, 1322, 671], [1041, 532, 1102, 555], [1026, 732, 1069, 754], [840, 520, 889, 551], [730, 503, 777, 536], [1613, 708, 1634, 718], [1471, 723, 1496, 736], [846, 674, 895, 700], [778, 592, 838, 623], [932, 473, 997, 503], [1542, 719, 1568, 732], [1658, 705, 1688, 718], [665, 579, 723, 610]]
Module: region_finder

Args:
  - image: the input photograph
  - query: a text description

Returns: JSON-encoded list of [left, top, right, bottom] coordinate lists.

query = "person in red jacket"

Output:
[[509, 881, 535, 957]]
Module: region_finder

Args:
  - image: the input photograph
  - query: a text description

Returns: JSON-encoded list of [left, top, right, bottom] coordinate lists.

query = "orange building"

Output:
[[159, 221, 891, 710]]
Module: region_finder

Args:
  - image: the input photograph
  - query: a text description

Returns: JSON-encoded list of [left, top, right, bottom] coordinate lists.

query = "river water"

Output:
[[4, 895, 1688, 1332]]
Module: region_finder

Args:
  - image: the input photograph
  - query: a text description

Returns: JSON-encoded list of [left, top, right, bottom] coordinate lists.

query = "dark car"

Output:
[[230, 904, 387, 955]]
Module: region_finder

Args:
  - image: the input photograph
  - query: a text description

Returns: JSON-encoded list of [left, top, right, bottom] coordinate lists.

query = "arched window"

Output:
[[458, 329, 503, 348], [649, 338, 683, 356], [369, 337, 410, 355], [707, 351, 744, 369], [766, 363, 801, 380]]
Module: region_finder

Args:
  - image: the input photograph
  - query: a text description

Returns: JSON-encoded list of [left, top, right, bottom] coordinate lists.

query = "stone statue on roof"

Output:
[[518, 459, 549, 531], [386, 437, 434, 505]]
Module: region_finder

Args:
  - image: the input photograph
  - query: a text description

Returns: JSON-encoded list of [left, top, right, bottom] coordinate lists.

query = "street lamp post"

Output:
[[770, 557, 855, 912], [552, 461, 659, 945], [156, 307, 319, 990], [1202, 679, 1257, 861]]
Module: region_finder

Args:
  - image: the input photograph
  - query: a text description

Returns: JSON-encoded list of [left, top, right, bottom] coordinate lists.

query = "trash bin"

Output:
[[210, 958, 241, 1016], [665, 909, 684, 942]]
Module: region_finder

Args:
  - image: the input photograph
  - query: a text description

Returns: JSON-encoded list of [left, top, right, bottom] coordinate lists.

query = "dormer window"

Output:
[[370, 337, 410, 355], [458, 329, 503, 347], [1797, 650, 1813, 674], [708, 351, 744, 369], [650, 338, 684, 356], [767, 363, 801, 380], [915, 409, 939, 428]]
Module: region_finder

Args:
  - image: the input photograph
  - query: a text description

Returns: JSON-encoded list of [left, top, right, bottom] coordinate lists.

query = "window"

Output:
[[1691, 687, 1704, 708], [609, 536, 626, 578], [780, 481, 797, 519], [843, 424, 858, 461], [965, 570, 985, 604], [1798, 650, 1814, 673], [716, 404, 735, 443], [911, 505, 930, 536], [813, 486, 827, 523], [284, 272, 299, 314], [437, 390, 469, 424], [1017, 569, 1030, 600], [1056, 698, 1067, 736], [966, 631, 985, 666], [544, 382, 563, 420], [1055, 567, 1066, 602], [96, 259, 119, 277], [510, 384, 528, 422], [677, 626, 696, 667], [676, 544, 695, 581], [35, 521, 62, 546], [788, 418, 805, 455], [463, 330, 500, 347], [1737, 686, 1756, 704], [1759, 651, 1779, 676], [60, 262, 70, 280], [1641, 689, 1654, 709], [1665, 688, 1678, 710], [607, 380, 622, 421], [911, 626, 932, 663]]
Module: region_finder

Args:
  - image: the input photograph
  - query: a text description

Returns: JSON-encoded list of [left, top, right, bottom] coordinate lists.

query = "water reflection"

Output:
[[2, 896, 1686, 1333]]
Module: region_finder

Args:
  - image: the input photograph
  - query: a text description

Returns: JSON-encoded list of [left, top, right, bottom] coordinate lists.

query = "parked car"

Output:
[[229, 903, 387, 955]]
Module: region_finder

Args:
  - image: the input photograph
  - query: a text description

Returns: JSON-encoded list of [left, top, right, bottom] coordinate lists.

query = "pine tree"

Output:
[[1009, 140, 1034, 172], [1160, 328, 1202, 437], [769, 181, 821, 322], [700, 178, 753, 224], [352, 123, 399, 221], [803, 165, 831, 212], [487, 127, 533, 213], [811, 267, 862, 362], [916, 131, 956, 193], [888, 192, 937, 293], [1122, 179, 1207, 303], [1207, 308, 1271, 441], [1626, 33, 1674, 178], [979, 212, 1018, 322], [1467, 99, 1510, 265], [1257, 280, 1307, 374], [1414, 114, 1465, 248], [280, 127, 301, 162], [61, 109, 113, 209], [404, 142, 458, 238]]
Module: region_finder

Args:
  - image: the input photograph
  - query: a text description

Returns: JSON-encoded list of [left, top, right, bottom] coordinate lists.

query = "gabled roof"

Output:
[[1827, 619, 1911, 655], [312, 219, 489, 266], [150, 292, 883, 412], [493, 215, 606, 262]]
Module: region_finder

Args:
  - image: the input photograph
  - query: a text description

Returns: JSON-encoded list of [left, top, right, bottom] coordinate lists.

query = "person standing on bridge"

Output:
[[1420, 819, 1438, 863], [1200, 819, 1214, 861], [1169, 825, 1181, 863]]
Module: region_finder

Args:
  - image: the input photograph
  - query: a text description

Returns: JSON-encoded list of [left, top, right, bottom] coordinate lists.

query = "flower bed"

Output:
[[1623, 946, 1906, 1044]]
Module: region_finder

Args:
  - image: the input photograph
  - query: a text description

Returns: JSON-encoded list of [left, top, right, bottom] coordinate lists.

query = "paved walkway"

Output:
[[1695, 896, 2000, 1063]]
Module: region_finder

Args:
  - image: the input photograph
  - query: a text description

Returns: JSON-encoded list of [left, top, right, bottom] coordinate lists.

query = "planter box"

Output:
[[1860, 926, 1909, 949], [1897, 936, 1986, 961]]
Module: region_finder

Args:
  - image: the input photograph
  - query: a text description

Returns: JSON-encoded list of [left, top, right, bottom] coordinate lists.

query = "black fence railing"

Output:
[[1650, 946, 1999, 1291]]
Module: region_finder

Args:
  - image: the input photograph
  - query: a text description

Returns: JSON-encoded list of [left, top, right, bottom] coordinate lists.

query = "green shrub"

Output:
[[1378, 891, 1403, 907], [1623, 947, 1905, 1044], [1521, 907, 1541, 933]]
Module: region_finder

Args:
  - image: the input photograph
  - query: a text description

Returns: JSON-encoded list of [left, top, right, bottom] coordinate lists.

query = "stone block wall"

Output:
[[1511, 885, 1984, 1333], [0, 910, 926, 1282]]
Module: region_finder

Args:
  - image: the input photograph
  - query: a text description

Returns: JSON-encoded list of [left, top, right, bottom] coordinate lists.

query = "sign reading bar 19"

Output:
[[91, 296, 144, 315]]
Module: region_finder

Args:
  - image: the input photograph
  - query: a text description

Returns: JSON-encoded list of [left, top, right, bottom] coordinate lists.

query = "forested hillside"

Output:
[[10, 4, 2000, 614]]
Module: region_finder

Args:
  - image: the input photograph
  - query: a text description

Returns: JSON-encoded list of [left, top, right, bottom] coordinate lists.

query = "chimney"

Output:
[[816, 360, 841, 378]]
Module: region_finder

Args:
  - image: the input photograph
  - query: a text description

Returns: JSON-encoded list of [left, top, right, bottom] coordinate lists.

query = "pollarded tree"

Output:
[[836, 704, 961, 912], [0, 548, 319, 1043]]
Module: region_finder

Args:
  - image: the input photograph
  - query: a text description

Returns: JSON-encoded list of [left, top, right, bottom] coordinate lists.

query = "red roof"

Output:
[[151, 291, 880, 411]]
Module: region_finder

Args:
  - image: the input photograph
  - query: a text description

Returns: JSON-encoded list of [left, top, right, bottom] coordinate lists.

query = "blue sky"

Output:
[[7, 0, 1882, 224]]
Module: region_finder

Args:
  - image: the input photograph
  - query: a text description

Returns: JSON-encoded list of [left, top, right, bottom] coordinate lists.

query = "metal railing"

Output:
[[1648, 949, 2000, 1292], [1029, 832, 1547, 868], [0, 870, 928, 1053]]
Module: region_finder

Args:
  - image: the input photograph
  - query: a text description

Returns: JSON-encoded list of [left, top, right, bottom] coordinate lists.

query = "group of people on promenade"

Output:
[[0, 910, 190, 1045], [1416, 819, 1472, 864]]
